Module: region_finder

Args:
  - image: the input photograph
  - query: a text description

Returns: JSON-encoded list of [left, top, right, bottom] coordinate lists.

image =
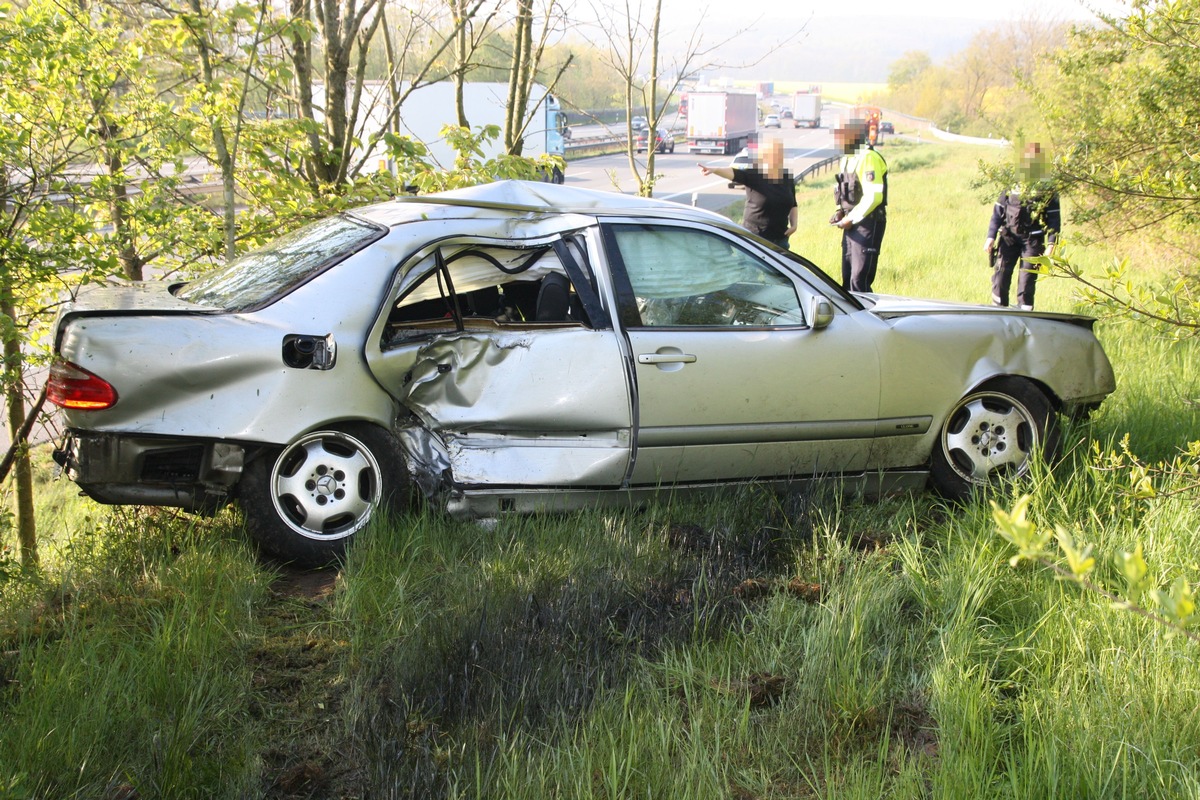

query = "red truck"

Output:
[[686, 91, 758, 155]]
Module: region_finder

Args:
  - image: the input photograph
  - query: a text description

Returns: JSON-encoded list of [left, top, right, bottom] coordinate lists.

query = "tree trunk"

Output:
[[505, 0, 533, 155], [1, 299, 37, 570], [640, 0, 662, 197], [452, 0, 470, 128], [188, 0, 238, 261]]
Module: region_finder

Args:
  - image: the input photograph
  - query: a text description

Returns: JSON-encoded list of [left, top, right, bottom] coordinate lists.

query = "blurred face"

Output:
[[760, 138, 783, 169], [834, 120, 866, 154], [1020, 142, 1048, 182]]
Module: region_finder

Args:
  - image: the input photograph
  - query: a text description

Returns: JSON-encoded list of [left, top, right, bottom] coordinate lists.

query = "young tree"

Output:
[[1041, 3, 1200, 239], [593, 0, 790, 197], [1028, 1, 1200, 340], [0, 0, 127, 566]]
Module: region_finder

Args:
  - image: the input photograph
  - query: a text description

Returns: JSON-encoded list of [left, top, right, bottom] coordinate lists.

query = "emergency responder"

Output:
[[984, 142, 1060, 310], [831, 118, 888, 293], [698, 137, 798, 249]]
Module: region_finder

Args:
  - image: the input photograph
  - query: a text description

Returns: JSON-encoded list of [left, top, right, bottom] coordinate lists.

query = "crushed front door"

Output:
[[364, 238, 633, 489]]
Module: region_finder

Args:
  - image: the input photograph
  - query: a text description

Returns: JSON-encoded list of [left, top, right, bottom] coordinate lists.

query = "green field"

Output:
[[2, 141, 1198, 799]]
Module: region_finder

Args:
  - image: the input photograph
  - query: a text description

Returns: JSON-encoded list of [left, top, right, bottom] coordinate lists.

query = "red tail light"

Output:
[[47, 361, 118, 410]]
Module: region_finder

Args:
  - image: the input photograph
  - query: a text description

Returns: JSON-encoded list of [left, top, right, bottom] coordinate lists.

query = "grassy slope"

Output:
[[2, 142, 1199, 799]]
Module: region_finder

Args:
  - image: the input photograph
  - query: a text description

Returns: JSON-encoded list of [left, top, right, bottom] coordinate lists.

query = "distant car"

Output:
[[630, 116, 648, 132], [781, 109, 793, 119], [764, 114, 781, 129], [636, 129, 675, 154], [726, 148, 753, 188], [879, 121, 895, 134], [48, 181, 1116, 566]]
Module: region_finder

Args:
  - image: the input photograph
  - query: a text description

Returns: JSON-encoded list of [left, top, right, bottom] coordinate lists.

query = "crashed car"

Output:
[[48, 181, 1116, 565]]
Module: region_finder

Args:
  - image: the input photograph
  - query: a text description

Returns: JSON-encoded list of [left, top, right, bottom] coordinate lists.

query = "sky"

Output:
[[804, 0, 1130, 20], [644, 0, 1135, 83]]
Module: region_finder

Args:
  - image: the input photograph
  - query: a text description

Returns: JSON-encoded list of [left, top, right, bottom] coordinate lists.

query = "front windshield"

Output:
[[175, 215, 385, 312]]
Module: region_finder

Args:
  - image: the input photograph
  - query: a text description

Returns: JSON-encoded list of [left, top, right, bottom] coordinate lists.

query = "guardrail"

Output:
[[565, 131, 687, 159], [795, 154, 839, 183]]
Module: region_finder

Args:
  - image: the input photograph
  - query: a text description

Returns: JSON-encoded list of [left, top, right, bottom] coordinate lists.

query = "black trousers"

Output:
[[841, 210, 887, 293], [992, 233, 1045, 309]]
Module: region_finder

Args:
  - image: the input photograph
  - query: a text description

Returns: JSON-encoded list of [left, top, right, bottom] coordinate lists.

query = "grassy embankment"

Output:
[[1, 142, 1198, 799]]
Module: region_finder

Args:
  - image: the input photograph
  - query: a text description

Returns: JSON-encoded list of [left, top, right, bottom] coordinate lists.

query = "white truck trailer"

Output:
[[791, 92, 822, 129], [686, 91, 758, 155], [322, 81, 569, 177]]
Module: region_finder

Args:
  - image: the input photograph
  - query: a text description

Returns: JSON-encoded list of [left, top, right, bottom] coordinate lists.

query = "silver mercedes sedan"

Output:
[[48, 181, 1116, 564]]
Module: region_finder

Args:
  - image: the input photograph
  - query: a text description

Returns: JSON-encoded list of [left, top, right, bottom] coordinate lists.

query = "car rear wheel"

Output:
[[930, 378, 1059, 500], [241, 424, 410, 565]]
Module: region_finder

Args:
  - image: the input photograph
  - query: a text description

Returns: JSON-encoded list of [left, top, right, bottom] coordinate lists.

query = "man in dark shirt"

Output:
[[699, 138, 798, 249]]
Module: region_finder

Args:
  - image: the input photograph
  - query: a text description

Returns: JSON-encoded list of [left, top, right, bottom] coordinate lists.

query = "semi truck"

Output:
[[331, 81, 569, 178], [791, 91, 822, 129], [686, 91, 758, 155]]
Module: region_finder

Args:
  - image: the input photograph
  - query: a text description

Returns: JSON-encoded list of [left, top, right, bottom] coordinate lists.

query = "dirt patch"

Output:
[[270, 566, 339, 600], [252, 566, 363, 799]]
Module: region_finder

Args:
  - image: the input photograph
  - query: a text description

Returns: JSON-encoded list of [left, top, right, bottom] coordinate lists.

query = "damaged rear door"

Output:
[[363, 233, 633, 489]]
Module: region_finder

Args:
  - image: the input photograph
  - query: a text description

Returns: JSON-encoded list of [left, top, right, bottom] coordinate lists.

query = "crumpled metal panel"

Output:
[[393, 426, 453, 498], [385, 328, 633, 489], [878, 311, 1114, 411], [442, 430, 632, 487], [865, 310, 1116, 470], [401, 330, 629, 432]]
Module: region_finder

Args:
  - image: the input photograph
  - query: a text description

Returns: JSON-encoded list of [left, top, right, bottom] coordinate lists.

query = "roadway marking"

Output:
[[660, 180, 736, 202]]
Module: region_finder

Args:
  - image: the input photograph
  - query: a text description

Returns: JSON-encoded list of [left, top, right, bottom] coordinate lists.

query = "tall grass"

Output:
[[1, 141, 1198, 798]]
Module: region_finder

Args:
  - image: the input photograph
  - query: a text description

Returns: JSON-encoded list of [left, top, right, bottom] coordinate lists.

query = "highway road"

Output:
[[563, 112, 842, 215]]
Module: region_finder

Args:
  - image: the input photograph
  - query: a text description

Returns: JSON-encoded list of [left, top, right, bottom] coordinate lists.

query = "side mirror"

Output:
[[808, 295, 834, 330]]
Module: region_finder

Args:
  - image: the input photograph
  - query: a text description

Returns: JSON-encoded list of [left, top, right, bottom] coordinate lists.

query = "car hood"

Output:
[[863, 293, 1097, 330]]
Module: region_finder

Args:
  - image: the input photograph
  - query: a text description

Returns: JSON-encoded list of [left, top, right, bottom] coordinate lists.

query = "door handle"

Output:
[[638, 353, 697, 364]]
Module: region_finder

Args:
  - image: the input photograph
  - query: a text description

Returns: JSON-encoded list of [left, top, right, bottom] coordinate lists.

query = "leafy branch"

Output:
[[992, 494, 1198, 644]]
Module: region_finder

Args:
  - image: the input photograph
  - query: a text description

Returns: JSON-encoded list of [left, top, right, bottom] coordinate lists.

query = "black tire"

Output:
[[241, 424, 410, 566], [930, 378, 1059, 501]]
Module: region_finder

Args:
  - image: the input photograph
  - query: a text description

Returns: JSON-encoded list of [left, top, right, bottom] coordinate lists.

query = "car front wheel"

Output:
[[930, 378, 1059, 500], [241, 424, 410, 565]]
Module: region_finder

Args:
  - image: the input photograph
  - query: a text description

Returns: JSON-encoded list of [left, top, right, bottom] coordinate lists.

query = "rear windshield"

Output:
[[174, 215, 385, 311]]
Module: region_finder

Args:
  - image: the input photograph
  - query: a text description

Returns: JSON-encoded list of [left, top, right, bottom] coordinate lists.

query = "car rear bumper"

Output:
[[53, 431, 247, 513]]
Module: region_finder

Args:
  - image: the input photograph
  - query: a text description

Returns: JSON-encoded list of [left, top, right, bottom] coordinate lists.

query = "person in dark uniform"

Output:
[[831, 118, 888, 293], [985, 142, 1060, 310], [698, 137, 797, 249]]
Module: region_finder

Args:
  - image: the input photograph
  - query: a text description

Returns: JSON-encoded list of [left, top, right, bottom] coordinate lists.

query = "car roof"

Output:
[[350, 180, 734, 230]]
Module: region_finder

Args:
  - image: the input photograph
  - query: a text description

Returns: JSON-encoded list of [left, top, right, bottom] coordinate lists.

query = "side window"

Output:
[[609, 225, 805, 328], [385, 245, 590, 344]]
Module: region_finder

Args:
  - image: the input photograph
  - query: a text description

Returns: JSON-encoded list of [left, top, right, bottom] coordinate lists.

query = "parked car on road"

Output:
[[636, 129, 675, 153], [879, 121, 895, 134], [725, 148, 753, 188], [49, 181, 1116, 565]]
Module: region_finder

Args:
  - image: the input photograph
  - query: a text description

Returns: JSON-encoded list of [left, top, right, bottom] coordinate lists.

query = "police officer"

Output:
[[699, 137, 798, 249], [832, 119, 888, 293], [985, 142, 1060, 309]]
